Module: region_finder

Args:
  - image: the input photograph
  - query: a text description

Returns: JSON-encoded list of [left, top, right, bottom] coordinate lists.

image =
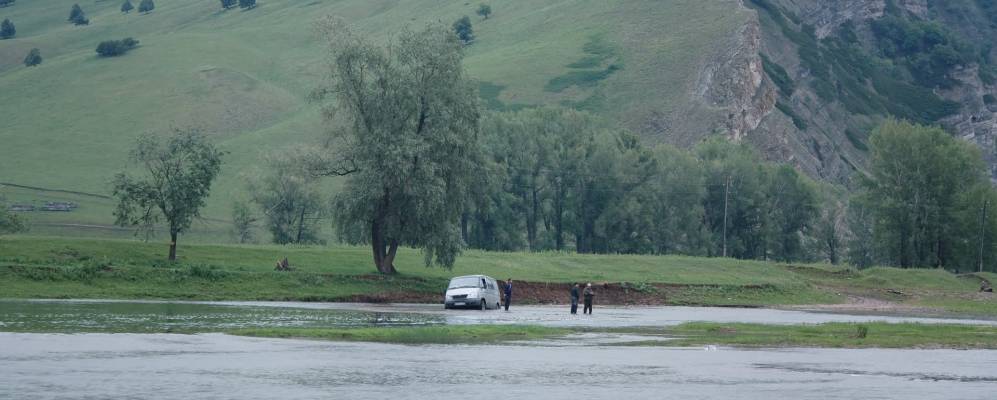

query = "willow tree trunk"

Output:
[[168, 231, 178, 261], [371, 221, 398, 274]]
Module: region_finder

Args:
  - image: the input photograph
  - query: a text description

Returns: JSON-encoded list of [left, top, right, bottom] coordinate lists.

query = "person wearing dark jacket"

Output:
[[503, 278, 513, 311], [582, 283, 595, 315], [570, 283, 580, 314]]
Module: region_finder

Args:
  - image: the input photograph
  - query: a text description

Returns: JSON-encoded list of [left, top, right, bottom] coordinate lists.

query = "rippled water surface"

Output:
[[2, 333, 996, 400], [3, 300, 997, 399], [0, 300, 442, 332]]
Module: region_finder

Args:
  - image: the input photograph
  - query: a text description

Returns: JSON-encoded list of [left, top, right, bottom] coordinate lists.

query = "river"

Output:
[[1, 299, 995, 399]]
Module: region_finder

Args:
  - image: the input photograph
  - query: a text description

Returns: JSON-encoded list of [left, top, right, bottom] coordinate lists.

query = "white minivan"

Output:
[[444, 275, 501, 310]]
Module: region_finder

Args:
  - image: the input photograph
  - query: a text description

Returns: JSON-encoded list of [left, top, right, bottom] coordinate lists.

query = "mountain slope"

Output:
[[0, 0, 755, 239], [746, 0, 997, 182]]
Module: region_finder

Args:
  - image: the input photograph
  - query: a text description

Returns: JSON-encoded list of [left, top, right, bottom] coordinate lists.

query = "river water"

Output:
[[2, 299, 996, 399]]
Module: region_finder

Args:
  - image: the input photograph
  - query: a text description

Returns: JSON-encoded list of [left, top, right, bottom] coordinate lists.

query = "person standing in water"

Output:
[[582, 283, 595, 315], [503, 278, 513, 311], [570, 283, 580, 314]]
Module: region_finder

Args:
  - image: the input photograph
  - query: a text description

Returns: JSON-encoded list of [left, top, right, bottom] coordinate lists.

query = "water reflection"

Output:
[[0, 300, 443, 333]]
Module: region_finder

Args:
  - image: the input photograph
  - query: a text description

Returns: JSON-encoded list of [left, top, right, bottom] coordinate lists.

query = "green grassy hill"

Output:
[[0, 0, 747, 241]]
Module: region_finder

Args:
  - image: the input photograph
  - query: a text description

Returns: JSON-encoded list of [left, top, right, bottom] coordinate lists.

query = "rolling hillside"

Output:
[[0, 0, 750, 241]]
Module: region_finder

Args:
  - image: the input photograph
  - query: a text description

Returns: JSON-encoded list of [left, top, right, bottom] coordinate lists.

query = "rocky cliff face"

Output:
[[696, 13, 777, 142], [733, 0, 997, 182]]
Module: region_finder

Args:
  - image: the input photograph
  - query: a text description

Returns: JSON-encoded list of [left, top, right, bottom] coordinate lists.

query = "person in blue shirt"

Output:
[[503, 278, 513, 311]]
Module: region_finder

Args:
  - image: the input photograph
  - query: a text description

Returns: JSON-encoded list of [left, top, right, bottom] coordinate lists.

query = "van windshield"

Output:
[[448, 277, 482, 289]]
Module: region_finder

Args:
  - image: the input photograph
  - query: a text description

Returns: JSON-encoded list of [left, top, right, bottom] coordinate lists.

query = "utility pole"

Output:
[[980, 199, 989, 273], [722, 175, 731, 258]]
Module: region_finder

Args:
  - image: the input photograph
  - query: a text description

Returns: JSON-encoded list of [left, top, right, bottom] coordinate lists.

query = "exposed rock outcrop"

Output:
[[696, 5, 776, 141], [794, 0, 927, 39]]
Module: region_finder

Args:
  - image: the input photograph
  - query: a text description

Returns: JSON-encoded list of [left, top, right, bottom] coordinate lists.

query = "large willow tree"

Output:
[[313, 18, 481, 274]]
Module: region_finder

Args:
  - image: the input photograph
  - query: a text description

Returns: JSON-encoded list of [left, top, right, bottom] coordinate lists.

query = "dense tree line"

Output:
[[458, 107, 820, 261], [847, 120, 997, 272]]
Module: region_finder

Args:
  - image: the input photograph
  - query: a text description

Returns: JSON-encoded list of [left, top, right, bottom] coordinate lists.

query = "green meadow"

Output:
[[2, 236, 994, 316]]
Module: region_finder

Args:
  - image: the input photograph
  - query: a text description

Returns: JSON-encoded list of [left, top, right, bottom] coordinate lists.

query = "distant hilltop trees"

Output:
[[0, 0, 15, 8], [121, 0, 133, 14]]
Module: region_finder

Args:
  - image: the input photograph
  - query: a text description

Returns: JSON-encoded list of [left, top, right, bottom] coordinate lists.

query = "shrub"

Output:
[[0, 18, 14, 39], [775, 101, 807, 130], [121, 0, 133, 13], [985, 94, 996, 106], [69, 4, 89, 25], [453, 16, 474, 44], [845, 129, 869, 151], [761, 54, 794, 96], [477, 4, 492, 19], [96, 38, 139, 57], [220, 0, 236, 9], [0, 0, 15, 8], [238, 0, 256, 9], [855, 325, 869, 339], [137, 0, 154, 14], [23, 48, 41, 67]]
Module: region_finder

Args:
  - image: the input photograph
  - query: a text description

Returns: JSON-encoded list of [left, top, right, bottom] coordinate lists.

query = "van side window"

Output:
[[481, 278, 487, 288]]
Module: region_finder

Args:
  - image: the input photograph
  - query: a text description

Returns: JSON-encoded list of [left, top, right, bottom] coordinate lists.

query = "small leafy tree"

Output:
[[121, 0, 133, 13], [238, 0, 256, 10], [112, 129, 225, 261], [137, 0, 154, 14], [0, 18, 14, 39], [220, 0, 236, 10], [453, 16, 474, 44], [23, 48, 41, 66], [0, 0, 16, 8], [248, 149, 325, 245], [231, 201, 256, 244], [69, 4, 89, 25], [0, 198, 27, 234], [477, 4, 492, 19]]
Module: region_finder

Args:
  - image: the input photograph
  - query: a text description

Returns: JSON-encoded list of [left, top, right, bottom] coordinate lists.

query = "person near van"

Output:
[[503, 278, 513, 311], [570, 283, 580, 314], [583, 283, 595, 315]]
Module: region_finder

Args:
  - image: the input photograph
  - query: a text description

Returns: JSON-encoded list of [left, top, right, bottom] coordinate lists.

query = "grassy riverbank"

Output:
[[626, 322, 997, 349], [228, 322, 997, 349], [230, 325, 570, 344], [1, 236, 995, 315]]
